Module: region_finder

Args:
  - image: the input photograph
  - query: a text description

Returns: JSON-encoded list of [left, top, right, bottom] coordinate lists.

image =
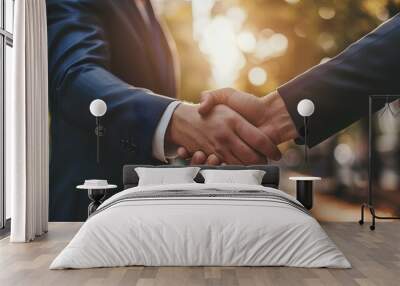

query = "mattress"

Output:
[[50, 183, 351, 269]]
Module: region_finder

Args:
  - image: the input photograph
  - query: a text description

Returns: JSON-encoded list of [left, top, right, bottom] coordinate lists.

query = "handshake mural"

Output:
[[167, 88, 299, 165], [167, 13, 400, 166]]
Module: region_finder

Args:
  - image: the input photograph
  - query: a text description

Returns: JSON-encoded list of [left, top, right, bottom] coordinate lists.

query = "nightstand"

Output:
[[289, 176, 321, 210], [77, 180, 117, 217]]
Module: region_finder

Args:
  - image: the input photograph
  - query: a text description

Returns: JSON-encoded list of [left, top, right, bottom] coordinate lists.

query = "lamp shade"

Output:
[[90, 99, 107, 117], [297, 99, 315, 117]]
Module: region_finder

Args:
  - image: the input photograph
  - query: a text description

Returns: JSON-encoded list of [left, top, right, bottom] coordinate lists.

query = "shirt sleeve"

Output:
[[152, 101, 181, 162]]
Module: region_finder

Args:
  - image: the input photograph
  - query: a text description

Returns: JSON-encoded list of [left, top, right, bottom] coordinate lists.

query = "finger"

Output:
[[208, 125, 244, 165], [177, 147, 191, 159], [229, 137, 268, 165], [215, 138, 243, 165], [234, 118, 282, 161], [199, 89, 262, 126], [206, 154, 222, 165], [198, 88, 233, 115], [190, 151, 207, 165], [222, 152, 242, 165], [198, 93, 218, 115], [200, 88, 231, 103]]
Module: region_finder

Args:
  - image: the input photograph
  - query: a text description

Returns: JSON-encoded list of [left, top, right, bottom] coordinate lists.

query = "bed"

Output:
[[50, 165, 350, 269]]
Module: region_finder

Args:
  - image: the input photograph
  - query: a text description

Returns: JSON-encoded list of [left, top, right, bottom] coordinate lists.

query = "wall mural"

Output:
[[47, 0, 400, 222]]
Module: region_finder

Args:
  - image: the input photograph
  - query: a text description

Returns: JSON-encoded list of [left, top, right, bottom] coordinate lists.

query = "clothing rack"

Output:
[[359, 95, 400, 230]]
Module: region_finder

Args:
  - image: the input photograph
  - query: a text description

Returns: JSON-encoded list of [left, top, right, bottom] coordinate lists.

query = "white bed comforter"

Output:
[[50, 183, 350, 269]]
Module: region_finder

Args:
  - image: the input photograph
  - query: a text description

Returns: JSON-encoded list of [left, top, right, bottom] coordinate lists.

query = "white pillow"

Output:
[[135, 167, 200, 186], [200, 169, 266, 185]]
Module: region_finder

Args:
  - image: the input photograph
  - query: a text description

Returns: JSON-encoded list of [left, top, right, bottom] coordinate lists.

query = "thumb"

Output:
[[198, 89, 231, 115], [198, 91, 215, 115]]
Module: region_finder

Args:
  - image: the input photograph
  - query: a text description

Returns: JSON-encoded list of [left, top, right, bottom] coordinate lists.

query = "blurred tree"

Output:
[[162, 0, 399, 100]]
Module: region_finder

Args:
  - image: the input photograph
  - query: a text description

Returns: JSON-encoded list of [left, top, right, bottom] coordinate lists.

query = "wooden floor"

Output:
[[0, 222, 399, 286]]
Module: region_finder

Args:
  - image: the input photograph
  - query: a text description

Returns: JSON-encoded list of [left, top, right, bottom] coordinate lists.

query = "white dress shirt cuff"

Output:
[[152, 101, 181, 162]]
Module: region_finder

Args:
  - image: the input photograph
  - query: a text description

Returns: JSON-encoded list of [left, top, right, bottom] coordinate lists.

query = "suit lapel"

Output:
[[112, 0, 155, 89], [129, 0, 165, 92], [120, 0, 176, 98], [146, 0, 177, 98]]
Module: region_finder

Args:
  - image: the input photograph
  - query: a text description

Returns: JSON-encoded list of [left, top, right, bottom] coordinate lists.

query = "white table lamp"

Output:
[[297, 99, 315, 164], [90, 99, 107, 117], [90, 99, 107, 163]]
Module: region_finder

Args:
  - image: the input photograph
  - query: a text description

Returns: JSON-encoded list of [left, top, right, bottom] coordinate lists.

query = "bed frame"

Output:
[[123, 165, 280, 190]]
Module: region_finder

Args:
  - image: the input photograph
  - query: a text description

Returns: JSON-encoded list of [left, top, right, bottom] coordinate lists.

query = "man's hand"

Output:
[[166, 102, 281, 165], [177, 88, 299, 165], [199, 88, 298, 144]]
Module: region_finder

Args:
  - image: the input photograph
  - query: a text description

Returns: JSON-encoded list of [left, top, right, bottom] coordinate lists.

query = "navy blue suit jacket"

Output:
[[47, 0, 177, 221], [278, 14, 400, 147]]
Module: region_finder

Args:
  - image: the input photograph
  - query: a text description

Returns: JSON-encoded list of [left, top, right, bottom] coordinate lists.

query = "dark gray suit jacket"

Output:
[[278, 14, 400, 146]]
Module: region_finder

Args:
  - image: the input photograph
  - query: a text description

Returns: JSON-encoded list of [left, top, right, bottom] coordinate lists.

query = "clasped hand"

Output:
[[166, 88, 298, 165]]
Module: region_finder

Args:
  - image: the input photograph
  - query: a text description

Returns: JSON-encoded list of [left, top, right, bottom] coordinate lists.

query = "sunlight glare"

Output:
[[200, 16, 246, 87], [269, 33, 288, 55], [320, 57, 331, 64], [318, 7, 336, 20], [237, 31, 257, 53], [248, 67, 267, 86], [334, 144, 355, 166], [255, 32, 288, 60], [226, 6, 247, 31], [318, 32, 336, 52], [285, 0, 300, 4]]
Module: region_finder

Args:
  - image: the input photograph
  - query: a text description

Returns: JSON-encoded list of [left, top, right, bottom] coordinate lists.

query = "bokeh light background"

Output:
[[154, 0, 400, 221]]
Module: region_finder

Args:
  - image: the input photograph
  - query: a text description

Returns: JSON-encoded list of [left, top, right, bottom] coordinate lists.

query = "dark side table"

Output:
[[289, 177, 321, 210], [76, 183, 117, 217]]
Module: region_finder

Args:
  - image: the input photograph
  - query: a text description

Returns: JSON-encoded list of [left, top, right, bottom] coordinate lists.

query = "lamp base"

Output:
[[289, 177, 321, 210], [87, 189, 106, 216], [296, 180, 313, 210]]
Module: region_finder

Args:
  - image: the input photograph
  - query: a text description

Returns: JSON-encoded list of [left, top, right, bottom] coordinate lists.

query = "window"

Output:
[[0, 0, 14, 231]]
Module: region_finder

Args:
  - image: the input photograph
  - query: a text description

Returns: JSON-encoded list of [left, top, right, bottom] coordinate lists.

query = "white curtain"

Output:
[[7, 0, 49, 242]]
